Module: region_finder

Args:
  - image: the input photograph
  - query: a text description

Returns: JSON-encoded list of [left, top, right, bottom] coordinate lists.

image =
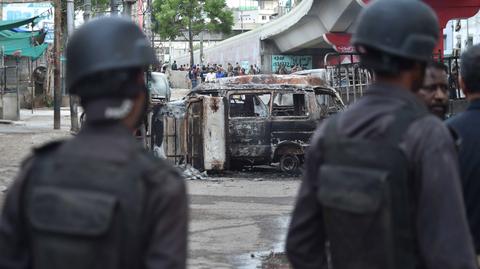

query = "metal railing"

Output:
[[324, 53, 371, 105]]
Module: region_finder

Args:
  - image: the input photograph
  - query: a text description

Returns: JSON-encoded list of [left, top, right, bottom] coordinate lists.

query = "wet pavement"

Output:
[[0, 108, 300, 268], [188, 169, 299, 268]]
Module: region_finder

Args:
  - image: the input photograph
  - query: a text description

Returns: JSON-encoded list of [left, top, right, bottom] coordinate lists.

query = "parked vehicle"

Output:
[[155, 74, 344, 173]]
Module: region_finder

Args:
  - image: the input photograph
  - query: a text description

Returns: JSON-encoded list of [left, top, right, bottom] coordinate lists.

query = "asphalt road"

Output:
[[0, 109, 300, 268]]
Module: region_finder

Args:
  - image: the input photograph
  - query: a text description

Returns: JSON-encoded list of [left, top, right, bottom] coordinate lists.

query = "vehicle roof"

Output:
[[192, 74, 333, 94]]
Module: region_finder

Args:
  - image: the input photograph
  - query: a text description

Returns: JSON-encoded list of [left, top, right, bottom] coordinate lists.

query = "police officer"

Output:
[[0, 17, 188, 269], [286, 1, 477, 269], [448, 44, 480, 259]]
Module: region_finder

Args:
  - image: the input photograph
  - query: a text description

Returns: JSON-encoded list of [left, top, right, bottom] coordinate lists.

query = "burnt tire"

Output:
[[279, 154, 300, 174]]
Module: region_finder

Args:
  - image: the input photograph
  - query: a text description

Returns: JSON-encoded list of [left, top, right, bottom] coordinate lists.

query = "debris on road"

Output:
[[179, 164, 209, 180], [261, 252, 292, 269]]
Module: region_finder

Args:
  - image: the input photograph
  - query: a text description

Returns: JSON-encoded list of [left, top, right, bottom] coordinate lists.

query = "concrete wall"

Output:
[[1, 92, 19, 120]]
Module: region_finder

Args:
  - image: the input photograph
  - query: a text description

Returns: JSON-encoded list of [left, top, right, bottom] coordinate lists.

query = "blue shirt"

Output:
[[447, 99, 480, 252]]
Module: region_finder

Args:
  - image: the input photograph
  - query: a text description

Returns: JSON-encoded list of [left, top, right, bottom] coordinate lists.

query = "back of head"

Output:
[[461, 44, 480, 93], [66, 16, 157, 122], [352, 0, 439, 76]]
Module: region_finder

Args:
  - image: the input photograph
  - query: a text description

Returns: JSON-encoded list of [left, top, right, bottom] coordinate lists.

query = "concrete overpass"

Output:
[[173, 0, 366, 73]]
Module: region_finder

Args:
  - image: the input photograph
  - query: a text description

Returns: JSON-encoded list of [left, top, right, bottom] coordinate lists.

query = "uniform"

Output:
[[286, 1, 477, 268], [0, 17, 188, 269], [0, 122, 187, 269], [286, 85, 477, 269]]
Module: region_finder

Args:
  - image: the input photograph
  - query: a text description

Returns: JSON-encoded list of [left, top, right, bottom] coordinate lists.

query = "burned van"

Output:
[[158, 75, 344, 173]]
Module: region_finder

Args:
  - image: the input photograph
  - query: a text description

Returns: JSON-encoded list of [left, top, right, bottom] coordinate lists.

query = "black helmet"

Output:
[[351, 0, 439, 63], [66, 16, 157, 95]]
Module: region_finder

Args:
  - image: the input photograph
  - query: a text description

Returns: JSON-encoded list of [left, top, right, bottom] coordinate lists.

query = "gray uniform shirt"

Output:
[[286, 84, 477, 269], [0, 122, 188, 269]]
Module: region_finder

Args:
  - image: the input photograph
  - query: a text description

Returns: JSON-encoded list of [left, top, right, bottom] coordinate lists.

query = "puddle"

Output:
[[232, 216, 291, 269]]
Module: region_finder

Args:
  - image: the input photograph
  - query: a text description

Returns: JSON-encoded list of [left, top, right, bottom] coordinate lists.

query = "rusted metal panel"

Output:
[[228, 119, 272, 158], [186, 100, 204, 170], [202, 96, 226, 171]]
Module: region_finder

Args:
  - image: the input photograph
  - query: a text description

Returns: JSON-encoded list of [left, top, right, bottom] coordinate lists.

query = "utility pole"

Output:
[[66, 0, 79, 132], [200, 31, 204, 66], [110, 0, 118, 15], [123, 0, 136, 17], [84, 0, 92, 21], [53, 0, 62, 129]]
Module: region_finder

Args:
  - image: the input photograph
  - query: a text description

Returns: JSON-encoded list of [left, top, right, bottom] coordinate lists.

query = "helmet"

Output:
[[66, 16, 157, 95], [351, 0, 439, 63]]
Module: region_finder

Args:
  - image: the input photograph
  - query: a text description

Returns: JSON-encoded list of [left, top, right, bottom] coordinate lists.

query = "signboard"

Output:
[[271, 55, 312, 72], [241, 60, 249, 72], [3, 3, 54, 43]]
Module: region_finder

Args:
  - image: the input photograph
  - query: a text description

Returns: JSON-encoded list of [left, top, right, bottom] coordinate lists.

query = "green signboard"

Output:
[[272, 55, 312, 72]]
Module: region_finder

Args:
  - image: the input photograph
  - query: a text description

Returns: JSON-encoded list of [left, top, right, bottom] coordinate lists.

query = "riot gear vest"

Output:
[[318, 102, 427, 269], [23, 141, 159, 269]]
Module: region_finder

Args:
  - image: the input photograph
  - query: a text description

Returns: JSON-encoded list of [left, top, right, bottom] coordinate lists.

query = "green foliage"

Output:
[[152, 0, 233, 41]]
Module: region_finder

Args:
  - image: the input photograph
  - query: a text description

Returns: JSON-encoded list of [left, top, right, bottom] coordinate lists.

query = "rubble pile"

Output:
[[178, 164, 208, 180]]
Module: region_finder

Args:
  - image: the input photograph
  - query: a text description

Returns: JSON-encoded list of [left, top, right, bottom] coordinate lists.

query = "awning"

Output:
[[0, 17, 38, 31], [5, 43, 48, 60], [0, 16, 47, 60]]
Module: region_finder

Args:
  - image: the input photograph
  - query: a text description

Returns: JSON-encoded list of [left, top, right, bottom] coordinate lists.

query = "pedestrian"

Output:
[[172, 60, 178, 70], [417, 62, 449, 119], [205, 68, 216, 82], [254, 64, 260, 74], [0, 17, 188, 269], [447, 44, 480, 259], [286, 1, 477, 269], [248, 65, 255, 75], [449, 62, 460, 99], [200, 65, 207, 83], [216, 68, 225, 79], [189, 65, 198, 89], [227, 62, 233, 77], [234, 62, 241, 76]]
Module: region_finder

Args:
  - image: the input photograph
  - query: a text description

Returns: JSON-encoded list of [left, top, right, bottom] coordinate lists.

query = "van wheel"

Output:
[[280, 154, 299, 174]]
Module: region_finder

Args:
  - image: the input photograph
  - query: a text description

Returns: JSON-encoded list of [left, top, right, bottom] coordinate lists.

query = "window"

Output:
[[316, 94, 340, 116], [262, 15, 267, 20], [272, 93, 306, 117], [229, 93, 271, 118]]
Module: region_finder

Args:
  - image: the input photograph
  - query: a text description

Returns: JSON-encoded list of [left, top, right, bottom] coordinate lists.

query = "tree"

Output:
[[152, 0, 234, 66]]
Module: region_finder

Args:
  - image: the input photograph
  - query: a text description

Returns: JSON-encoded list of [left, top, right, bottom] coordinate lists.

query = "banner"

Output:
[[272, 55, 312, 72]]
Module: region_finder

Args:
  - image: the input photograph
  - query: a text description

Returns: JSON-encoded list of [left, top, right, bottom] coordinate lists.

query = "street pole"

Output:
[[200, 31, 204, 66], [110, 0, 118, 15], [53, 0, 62, 129], [66, 0, 79, 132], [84, 0, 92, 21], [123, 0, 132, 17]]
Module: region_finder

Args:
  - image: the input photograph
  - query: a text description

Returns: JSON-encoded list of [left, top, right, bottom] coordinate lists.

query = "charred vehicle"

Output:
[[157, 75, 344, 173]]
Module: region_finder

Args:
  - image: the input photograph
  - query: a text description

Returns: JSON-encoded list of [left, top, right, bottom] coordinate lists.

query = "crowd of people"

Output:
[[180, 62, 261, 88]]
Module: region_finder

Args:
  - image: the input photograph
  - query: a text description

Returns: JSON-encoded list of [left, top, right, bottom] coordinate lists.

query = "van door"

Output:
[[270, 91, 317, 165], [227, 92, 272, 165]]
